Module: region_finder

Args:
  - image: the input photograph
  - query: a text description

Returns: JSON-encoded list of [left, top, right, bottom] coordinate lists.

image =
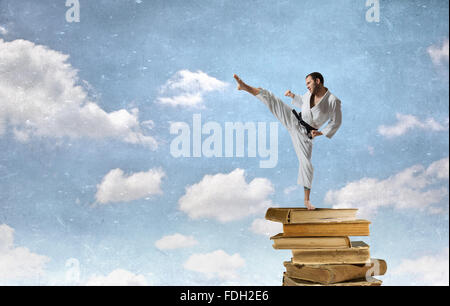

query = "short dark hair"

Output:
[[306, 72, 324, 85]]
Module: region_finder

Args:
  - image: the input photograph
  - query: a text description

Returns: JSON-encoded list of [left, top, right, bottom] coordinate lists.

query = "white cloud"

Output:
[[85, 269, 148, 286], [378, 113, 448, 138], [141, 119, 155, 130], [156, 70, 228, 108], [0, 26, 7, 35], [155, 233, 198, 250], [0, 224, 50, 282], [178, 168, 274, 223], [426, 157, 450, 180], [283, 185, 299, 195], [95, 168, 165, 204], [250, 218, 282, 237], [325, 157, 449, 218], [427, 38, 449, 66], [391, 248, 449, 286], [184, 250, 245, 280], [0, 39, 157, 149]]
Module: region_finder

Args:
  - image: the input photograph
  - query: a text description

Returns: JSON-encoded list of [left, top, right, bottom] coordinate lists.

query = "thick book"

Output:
[[282, 273, 382, 286], [283, 258, 387, 284], [283, 220, 370, 237], [291, 241, 370, 265], [270, 234, 351, 249], [265, 208, 358, 224]]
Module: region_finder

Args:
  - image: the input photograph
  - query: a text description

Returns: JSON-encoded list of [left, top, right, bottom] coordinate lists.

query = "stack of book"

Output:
[[266, 208, 387, 286]]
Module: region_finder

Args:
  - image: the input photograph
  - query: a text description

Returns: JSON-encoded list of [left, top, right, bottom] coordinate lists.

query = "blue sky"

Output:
[[0, 0, 448, 285]]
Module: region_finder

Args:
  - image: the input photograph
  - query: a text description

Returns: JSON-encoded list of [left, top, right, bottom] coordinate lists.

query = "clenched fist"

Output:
[[311, 130, 323, 139], [284, 90, 295, 98]]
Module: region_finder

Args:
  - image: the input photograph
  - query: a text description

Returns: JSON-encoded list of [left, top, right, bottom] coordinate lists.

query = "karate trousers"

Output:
[[256, 89, 314, 189]]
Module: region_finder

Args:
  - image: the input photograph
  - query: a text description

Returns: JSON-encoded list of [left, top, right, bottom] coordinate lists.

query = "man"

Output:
[[233, 73, 342, 210]]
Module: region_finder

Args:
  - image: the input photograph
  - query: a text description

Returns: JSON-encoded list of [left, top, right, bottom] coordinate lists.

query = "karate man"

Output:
[[233, 73, 342, 210]]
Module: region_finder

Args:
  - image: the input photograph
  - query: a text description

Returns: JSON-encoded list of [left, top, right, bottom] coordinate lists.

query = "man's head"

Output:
[[305, 72, 324, 94]]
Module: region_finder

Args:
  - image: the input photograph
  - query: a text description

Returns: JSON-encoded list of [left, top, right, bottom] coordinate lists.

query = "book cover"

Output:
[[283, 220, 371, 237], [291, 241, 371, 265], [284, 259, 387, 284], [271, 234, 351, 249]]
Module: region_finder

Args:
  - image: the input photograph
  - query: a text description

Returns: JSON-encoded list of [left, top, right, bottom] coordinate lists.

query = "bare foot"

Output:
[[304, 200, 316, 210], [233, 74, 245, 90]]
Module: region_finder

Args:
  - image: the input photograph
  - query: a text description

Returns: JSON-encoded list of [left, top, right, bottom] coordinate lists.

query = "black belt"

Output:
[[292, 109, 317, 139]]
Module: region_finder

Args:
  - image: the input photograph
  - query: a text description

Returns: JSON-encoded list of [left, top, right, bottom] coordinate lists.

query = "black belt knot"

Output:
[[292, 109, 317, 139]]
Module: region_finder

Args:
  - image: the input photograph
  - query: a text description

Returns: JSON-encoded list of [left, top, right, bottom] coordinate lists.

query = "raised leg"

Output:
[[235, 74, 315, 210], [233, 74, 261, 96], [235, 74, 295, 130]]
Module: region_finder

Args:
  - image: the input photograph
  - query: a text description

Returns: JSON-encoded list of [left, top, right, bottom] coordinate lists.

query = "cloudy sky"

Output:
[[0, 0, 448, 286]]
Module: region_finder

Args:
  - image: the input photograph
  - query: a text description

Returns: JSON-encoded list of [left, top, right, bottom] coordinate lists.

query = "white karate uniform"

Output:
[[256, 88, 342, 189]]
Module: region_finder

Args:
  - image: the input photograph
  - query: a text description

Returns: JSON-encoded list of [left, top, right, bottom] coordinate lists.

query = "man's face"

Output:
[[305, 76, 319, 94]]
